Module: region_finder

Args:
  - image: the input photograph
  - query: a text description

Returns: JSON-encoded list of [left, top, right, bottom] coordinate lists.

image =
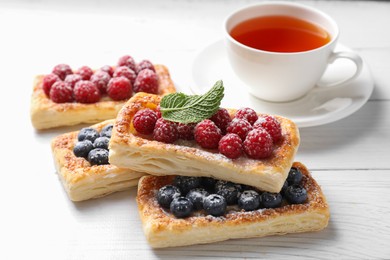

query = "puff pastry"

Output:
[[51, 119, 147, 201], [137, 162, 329, 248], [109, 93, 300, 193], [31, 64, 176, 130]]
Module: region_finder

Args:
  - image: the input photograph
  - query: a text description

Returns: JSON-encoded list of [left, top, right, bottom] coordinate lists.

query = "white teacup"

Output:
[[224, 2, 363, 102]]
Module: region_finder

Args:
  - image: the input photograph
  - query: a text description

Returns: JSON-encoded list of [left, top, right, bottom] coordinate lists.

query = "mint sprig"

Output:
[[160, 80, 224, 124]]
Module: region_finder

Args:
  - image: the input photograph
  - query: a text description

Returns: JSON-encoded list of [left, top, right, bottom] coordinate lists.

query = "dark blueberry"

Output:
[[287, 167, 303, 185], [87, 148, 109, 165], [170, 197, 193, 218], [284, 185, 307, 204], [93, 136, 110, 150], [281, 180, 289, 195], [186, 188, 209, 210], [78, 127, 99, 142], [100, 124, 113, 138], [238, 190, 260, 211], [241, 184, 259, 193], [173, 176, 201, 195], [203, 194, 227, 217], [260, 192, 282, 208], [215, 180, 241, 205], [201, 177, 217, 191], [73, 140, 94, 158], [157, 185, 181, 208]]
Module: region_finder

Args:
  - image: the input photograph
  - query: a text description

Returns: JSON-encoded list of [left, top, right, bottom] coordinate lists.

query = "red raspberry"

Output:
[[64, 74, 82, 89], [226, 118, 253, 140], [210, 108, 232, 134], [113, 66, 136, 84], [90, 71, 111, 94], [133, 69, 159, 94], [73, 80, 101, 103], [52, 64, 72, 80], [253, 115, 282, 143], [75, 66, 93, 80], [136, 60, 155, 73], [218, 133, 243, 159], [117, 55, 136, 72], [177, 123, 195, 140], [153, 118, 178, 143], [235, 107, 258, 125], [156, 104, 162, 118], [194, 119, 222, 149], [107, 77, 132, 101], [243, 128, 273, 159], [133, 109, 158, 135], [100, 65, 114, 77], [42, 73, 61, 96], [49, 82, 73, 103]]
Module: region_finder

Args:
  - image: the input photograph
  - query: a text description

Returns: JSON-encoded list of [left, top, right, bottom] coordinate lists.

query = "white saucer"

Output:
[[191, 40, 374, 128]]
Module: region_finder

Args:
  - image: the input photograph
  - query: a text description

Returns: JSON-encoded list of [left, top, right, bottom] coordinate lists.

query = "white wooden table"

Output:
[[1, 0, 389, 259]]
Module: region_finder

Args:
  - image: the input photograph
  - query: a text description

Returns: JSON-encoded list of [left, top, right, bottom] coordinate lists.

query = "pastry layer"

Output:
[[137, 162, 329, 248], [51, 119, 147, 201], [31, 64, 175, 130]]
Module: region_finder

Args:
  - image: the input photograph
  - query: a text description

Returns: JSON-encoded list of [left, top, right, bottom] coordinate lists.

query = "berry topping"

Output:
[[287, 167, 303, 185], [52, 64, 72, 80], [186, 188, 209, 210], [210, 108, 232, 134], [260, 192, 282, 208], [42, 74, 61, 96], [215, 180, 241, 205], [117, 55, 136, 72], [155, 104, 162, 118], [136, 59, 155, 73], [113, 66, 136, 84], [281, 180, 289, 195], [93, 136, 110, 150], [201, 177, 217, 192], [235, 107, 258, 125], [100, 65, 114, 77], [107, 76, 132, 101], [157, 185, 181, 208], [284, 185, 307, 204], [238, 190, 260, 211], [73, 80, 101, 103], [87, 148, 109, 165], [218, 133, 243, 159], [90, 71, 111, 94], [153, 118, 179, 143], [49, 82, 74, 103], [64, 74, 82, 89], [177, 123, 195, 140], [194, 119, 222, 149], [226, 118, 253, 141], [170, 197, 193, 218], [133, 109, 158, 135], [243, 128, 273, 159], [78, 127, 100, 142], [133, 69, 159, 94], [75, 66, 93, 80], [253, 115, 282, 143], [203, 194, 227, 217], [173, 176, 201, 195], [73, 140, 94, 158], [100, 124, 113, 138]]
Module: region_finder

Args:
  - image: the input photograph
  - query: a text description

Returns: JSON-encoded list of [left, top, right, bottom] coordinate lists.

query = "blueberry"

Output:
[[203, 194, 227, 217], [78, 127, 99, 142], [73, 140, 94, 158], [157, 185, 181, 208], [100, 124, 113, 138], [87, 148, 109, 165], [287, 167, 303, 185], [93, 136, 110, 150], [170, 197, 193, 218], [173, 176, 201, 195], [238, 190, 260, 211], [284, 185, 307, 204], [201, 177, 217, 191], [281, 180, 289, 195], [186, 188, 209, 210], [260, 192, 282, 208], [215, 180, 241, 205]]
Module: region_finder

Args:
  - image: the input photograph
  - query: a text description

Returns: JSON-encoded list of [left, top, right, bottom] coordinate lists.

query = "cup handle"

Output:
[[314, 51, 363, 91]]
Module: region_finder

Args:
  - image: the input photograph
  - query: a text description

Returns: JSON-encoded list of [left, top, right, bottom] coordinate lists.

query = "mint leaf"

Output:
[[160, 80, 224, 124]]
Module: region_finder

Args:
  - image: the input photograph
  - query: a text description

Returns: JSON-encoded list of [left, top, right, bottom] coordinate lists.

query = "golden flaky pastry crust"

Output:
[[31, 64, 175, 130], [51, 120, 147, 201], [137, 162, 329, 248], [109, 93, 300, 193]]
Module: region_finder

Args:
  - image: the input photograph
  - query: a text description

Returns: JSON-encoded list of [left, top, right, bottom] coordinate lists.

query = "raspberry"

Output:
[[177, 123, 195, 140], [210, 108, 232, 134], [133, 69, 159, 94], [218, 133, 243, 159], [49, 82, 73, 103], [136, 59, 155, 73], [153, 118, 178, 143], [235, 107, 258, 125], [107, 77, 132, 101], [156, 104, 162, 118], [100, 65, 114, 77], [64, 74, 82, 89], [133, 109, 158, 135], [113, 66, 136, 84], [52, 64, 72, 80], [73, 80, 101, 103], [90, 71, 111, 94], [226, 118, 253, 141], [194, 119, 222, 149], [253, 115, 282, 143], [75, 66, 93, 80], [42, 74, 61, 96], [117, 55, 136, 72], [243, 128, 273, 159]]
